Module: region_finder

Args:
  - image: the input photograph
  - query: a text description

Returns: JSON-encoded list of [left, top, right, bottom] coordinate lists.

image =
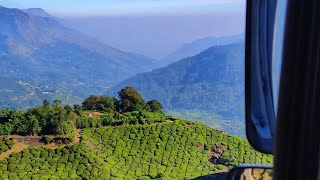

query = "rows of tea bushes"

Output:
[[0, 138, 14, 154], [0, 119, 272, 179], [0, 143, 110, 179], [82, 119, 272, 179]]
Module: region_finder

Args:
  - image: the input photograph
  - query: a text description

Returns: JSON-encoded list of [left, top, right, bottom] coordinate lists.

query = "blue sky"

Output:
[[0, 0, 245, 16]]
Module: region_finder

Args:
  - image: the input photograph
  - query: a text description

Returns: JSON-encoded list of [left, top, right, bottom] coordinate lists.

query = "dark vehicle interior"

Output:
[[222, 0, 320, 179]]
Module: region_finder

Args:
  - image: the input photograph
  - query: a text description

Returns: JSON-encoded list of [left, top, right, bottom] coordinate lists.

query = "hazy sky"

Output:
[[0, 0, 246, 59], [64, 14, 245, 58], [0, 0, 245, 16]]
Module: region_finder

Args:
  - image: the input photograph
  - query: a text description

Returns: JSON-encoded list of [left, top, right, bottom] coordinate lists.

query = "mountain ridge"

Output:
[[0, 6, 157, 109], [109, 43, 245, 121], [160, 34, 244, 66], [22, 8, 54, 18]]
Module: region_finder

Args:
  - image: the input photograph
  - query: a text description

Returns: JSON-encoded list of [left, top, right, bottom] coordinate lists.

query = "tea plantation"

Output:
[[0, 87, 272, 179], [0, 119, 272, 179]]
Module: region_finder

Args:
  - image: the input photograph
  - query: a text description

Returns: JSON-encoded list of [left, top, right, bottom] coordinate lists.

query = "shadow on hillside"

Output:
[[191, 172, 228, 180]]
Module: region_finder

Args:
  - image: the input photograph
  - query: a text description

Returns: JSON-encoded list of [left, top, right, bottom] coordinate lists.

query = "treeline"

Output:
[[0, 86, 163, 136], [81, 86, 163, 113], [76, 111, 166, 129], [0, 100, 75, 135]]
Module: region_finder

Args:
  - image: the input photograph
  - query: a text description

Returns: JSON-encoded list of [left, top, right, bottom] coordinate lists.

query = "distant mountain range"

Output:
[[0, 6, 157, 108], [160, 34, 244, 66], [22, 8, 55, 18], [109, 43, 245, 120], [0, 5, 245, 122]]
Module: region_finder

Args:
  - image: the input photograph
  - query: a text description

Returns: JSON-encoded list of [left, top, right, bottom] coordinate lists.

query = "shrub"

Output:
[[0, 138, 14, 154], [41, 135, 52, 144], [101, 115, 114, 126], [0, 123, 14, 135], [67, 135, 75, 142]]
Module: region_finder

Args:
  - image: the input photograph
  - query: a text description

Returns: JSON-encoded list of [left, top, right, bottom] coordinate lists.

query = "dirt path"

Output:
[[74, 129, 81, 144], [46, 130, 81, 149], [0, 129, 82, 159], [10, 135, 44, 146], [0, 141, 28, 159]]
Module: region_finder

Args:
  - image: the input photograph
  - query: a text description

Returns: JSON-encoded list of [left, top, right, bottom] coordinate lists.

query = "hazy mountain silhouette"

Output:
[[110, 43, 245, 120], [23, 8, 55, 18], [0, 6, 157, 108], [160, 34, 244, 66]]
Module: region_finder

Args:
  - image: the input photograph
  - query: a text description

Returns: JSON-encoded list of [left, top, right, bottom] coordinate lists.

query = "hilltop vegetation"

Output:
[[0, 86, 162, 136], [0, 87, 272, 179]]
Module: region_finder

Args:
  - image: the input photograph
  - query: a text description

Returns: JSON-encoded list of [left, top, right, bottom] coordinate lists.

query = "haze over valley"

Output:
[[0, 4, 245, 135]]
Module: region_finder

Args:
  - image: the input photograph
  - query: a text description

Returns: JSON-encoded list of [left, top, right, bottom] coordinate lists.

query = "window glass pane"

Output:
[[273, 0, 288, 114]]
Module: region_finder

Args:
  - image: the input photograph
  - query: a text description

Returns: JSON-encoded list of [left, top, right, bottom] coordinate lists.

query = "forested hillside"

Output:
[[110, 44, 245, 121], [0, 87, 272, 179], [0, 77, 84, 110], [0, 6, 157, 109]]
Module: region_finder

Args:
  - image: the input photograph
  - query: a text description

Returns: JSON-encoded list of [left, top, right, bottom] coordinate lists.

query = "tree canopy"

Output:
[[0, 100, 75, 135], [117, 86, 147, 112], [147, 100, 163, 113], [82, 95, 116, 112]]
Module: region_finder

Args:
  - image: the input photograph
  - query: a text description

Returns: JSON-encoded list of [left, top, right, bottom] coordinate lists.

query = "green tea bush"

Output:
[[41, 135, 52, 144], [0, 138, 14, 154]]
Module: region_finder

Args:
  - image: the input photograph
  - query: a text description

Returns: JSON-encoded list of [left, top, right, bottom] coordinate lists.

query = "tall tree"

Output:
[[64, 105, 73, 113], [147, 100, 163, 113], [117, 86, 147, 112], [99, 96, 116, 112], [82, 95, 101, 110], [12, 111, 27, 134], [53, 100, 62, 108], [49, 107, 73, 135], [42, 100, 50, 108], [25, 114, 41, 135], [73, 104, 82, 115], [82, 95, 116, 112]]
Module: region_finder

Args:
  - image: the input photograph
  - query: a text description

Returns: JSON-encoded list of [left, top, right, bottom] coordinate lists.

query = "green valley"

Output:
[[167, 110, 245, 137], [0, 87, 272, 179]]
